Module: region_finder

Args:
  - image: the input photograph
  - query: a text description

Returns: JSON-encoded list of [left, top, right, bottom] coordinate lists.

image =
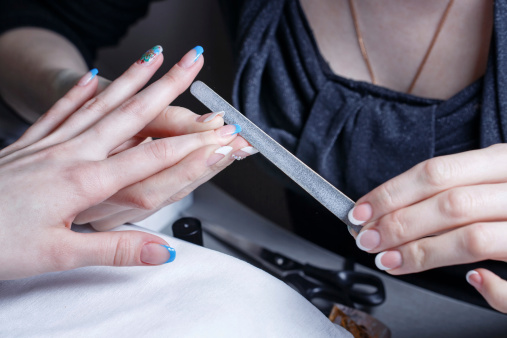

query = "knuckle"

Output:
[[112, 236, 137, 266], [385, 210, 408, 242], [439, 189, 473, 220], [144, 139, 174, 162], [127, 185, 163, 211], [63, 162, 108, 201], [463, 224, 492, 259], [423, 157, 455, 188], [377, 182, 399, 210], [405, 242, 428, 273], [118, 97, 144, 119], [83, 96, 110, 115]]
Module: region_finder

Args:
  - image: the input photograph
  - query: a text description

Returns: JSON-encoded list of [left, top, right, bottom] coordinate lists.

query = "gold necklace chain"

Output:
[[348, 0, 455, 94]]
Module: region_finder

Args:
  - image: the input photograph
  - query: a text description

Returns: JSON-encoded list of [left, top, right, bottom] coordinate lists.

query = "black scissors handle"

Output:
[[302, 264, 385, 306], [283, 272, 354, 308]]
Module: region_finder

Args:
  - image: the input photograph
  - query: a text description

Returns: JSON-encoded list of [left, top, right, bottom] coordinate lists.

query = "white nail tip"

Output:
[[204, 111, 225, 122], [214, 146, 233, 155], [375, 252, 390, 271], [466, 270, 479, 284], [355, 231, 371, 252], [240, 146, 259, 155], [348, 208, 365, 226]]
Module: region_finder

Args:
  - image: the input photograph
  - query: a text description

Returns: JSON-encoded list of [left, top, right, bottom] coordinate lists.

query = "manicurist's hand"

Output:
[[348, 145, 507, 313], [0, 45, 251, 280]]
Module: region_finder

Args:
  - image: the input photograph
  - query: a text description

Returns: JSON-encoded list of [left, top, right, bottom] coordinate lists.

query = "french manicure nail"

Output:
[[348, 203, 373, 226], [216, 124, 241, 137], [231, 146, 259, 160], [207, 146, 233, 166], [141, 243, 175, 265], [375, 251, 402, 271], [179, 46, 204, 69], [356, 229, 380, 251], [137, 45, 163, 65], [466, 270, 482, 289], [196, 111, 225, 123], [77, 68, 99, 86]]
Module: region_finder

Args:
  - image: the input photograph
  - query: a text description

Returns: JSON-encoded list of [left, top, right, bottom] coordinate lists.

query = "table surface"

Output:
[[163, 183, 507, 338]]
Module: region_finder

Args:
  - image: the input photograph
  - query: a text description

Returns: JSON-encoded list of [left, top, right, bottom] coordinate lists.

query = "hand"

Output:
[[348, 145, 507, 313], [0, 45, 249, 280]]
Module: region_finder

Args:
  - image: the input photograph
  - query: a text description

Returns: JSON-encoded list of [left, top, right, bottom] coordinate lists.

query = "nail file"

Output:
[[190, 81, 361, 233]]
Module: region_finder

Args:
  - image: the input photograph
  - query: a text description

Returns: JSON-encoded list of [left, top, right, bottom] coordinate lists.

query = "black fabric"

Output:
[[0, 0, 153, 67], [229, 0, 507, 309]]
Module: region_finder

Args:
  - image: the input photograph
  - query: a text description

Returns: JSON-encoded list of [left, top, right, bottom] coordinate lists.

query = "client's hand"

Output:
[[38, 48, 252, 230], [348, 145, 507, 313], [0, 46, 249, 280]]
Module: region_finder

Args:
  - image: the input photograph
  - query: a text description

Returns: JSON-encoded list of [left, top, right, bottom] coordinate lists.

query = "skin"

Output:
[[300, 0, 506, 312], [0, 47, 249, 279], [0, 0, 503, 311]]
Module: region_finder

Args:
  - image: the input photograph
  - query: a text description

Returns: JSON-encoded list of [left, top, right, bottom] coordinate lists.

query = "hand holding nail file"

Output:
[[190, 81, 362, 233]]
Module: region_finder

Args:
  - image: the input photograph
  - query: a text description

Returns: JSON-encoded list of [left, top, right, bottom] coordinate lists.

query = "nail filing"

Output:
[[190, 81, 361, 233]]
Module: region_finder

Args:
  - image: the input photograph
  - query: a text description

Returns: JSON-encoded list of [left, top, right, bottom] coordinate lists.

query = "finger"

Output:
[[54, 46, 164, 141], [46, 228, 176, 270], [81, 136, 251, 231], [109, 136, 149, 156], [0, 70, 99, 159], [467, 269, 507, 313], [351, 144, 507, 225], [356, 183, 507, 253], [75, 46, 204, 158], [138, 106, 225, 138], [89, 124, 240, 203], [372, 222, 507, 274]]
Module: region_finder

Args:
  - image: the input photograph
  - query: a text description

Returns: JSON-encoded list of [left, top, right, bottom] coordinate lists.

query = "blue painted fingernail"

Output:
[[90, 68, 98, 79], [193, 46, 204, 62], [232, 124, 241, 135], [161, 245, 176, 263], [77, 68, 99, 86]]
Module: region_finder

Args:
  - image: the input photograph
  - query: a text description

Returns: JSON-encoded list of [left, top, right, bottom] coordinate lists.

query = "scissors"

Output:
[[203, 223, 386, 309]]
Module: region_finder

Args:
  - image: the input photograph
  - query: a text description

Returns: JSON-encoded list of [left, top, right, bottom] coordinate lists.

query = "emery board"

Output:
[[190, 81, 361, 233]]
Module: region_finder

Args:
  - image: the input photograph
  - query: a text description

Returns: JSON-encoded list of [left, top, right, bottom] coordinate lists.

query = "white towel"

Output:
[[0, 225, 351, 337]]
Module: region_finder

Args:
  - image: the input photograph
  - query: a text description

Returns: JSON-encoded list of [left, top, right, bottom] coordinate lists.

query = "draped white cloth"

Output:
[[0, 225, 350, 337]]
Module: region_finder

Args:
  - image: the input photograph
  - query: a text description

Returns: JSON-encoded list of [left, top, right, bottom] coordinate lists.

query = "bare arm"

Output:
[[0, 28, 92, 122]]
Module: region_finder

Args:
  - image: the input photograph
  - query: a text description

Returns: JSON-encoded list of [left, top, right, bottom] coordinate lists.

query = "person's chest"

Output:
[[299, 0, 493, 100]]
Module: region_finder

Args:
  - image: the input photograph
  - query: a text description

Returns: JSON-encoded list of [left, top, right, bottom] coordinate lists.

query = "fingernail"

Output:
[[137, 45, 163, 65], [348, 203, 373, 226], [196, 111, 225, 123], [216, 124, 241, 137], [231, 146, 259, 160], [375, 251, 402, 271], [77, 68, 99, 86], [179, 46, 204, 69], [207, 146, 233, 166], [141, 243, 175, 265], [466, 270, 482, 289], [356, 229, 380, 251]]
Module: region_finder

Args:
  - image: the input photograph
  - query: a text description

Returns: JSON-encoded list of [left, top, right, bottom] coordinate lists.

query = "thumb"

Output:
[[52, 229, 176, 270], [466, 268, 507, 313]]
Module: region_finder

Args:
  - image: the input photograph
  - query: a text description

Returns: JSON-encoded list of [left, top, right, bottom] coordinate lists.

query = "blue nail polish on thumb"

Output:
[[161, 245, 176, 263]]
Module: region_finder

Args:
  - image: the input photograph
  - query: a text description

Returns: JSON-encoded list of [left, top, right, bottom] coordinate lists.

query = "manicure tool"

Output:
[[190, 81, 362, 233], [203, 222, 385, 308]]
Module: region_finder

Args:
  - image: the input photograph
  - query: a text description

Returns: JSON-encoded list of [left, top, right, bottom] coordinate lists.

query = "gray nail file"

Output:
[[190, 81, 361, 233]]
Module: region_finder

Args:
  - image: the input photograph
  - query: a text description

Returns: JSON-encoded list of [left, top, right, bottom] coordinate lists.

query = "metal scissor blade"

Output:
[[203, 223, 264, 260], [190, 81, 361, 233], [202, 223, 288, 277]]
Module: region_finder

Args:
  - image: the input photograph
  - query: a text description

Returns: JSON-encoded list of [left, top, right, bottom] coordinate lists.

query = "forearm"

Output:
[[0, 28, 88, 122]]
